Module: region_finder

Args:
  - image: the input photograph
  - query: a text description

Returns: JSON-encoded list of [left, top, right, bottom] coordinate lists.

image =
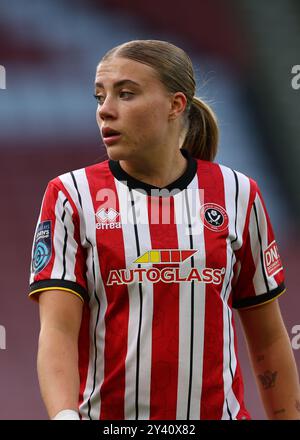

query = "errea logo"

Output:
[[95, 208, 121, 230]]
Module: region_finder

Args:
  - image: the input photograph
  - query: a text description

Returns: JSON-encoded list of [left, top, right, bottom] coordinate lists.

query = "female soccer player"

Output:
[[29, 40, 300, 420]]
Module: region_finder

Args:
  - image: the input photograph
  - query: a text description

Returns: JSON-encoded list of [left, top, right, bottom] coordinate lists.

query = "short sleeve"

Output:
[[29, 180, 88, 302], [232, 183, 285, 309]]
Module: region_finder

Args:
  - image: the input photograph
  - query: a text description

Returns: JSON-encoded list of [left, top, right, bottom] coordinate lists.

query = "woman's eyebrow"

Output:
[[95, 79, 141, 89]]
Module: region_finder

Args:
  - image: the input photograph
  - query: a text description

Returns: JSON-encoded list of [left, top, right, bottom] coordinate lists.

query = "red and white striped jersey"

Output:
[[29, 148, 285, 420]]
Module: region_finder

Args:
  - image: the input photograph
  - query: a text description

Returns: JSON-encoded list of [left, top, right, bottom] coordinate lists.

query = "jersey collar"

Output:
[[108, 148, 197, 196]]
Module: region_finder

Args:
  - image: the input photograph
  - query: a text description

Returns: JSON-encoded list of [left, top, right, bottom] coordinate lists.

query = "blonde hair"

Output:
[[101, 40, 219, 161]]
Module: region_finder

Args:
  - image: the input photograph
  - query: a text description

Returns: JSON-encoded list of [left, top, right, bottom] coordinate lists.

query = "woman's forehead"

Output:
[[95, 57, 158, 87]]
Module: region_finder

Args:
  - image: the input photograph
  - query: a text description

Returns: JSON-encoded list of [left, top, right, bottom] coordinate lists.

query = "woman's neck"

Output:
[[119, 148, 188, 188]]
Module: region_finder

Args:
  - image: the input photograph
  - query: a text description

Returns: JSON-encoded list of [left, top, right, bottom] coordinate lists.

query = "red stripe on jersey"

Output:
[[233, 232, 256, 301], [85, 162, 129, 420], [148, 196, 179, 419], [233, 178, 256, 264], [72, 209, 88, 291], [78, 302, 91, 410], [231, 178, 256, 305], [199, 162, 226, 419]]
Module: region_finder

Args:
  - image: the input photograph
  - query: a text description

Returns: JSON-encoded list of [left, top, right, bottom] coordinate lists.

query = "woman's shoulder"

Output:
[[197, 159, 258, 193], [48, 159, 109, 185], [45, 159, 110, 198], [198, 160, 259, 205]]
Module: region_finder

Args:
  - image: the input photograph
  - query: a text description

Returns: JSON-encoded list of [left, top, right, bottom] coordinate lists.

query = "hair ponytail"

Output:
[[182, 96, 219, 161]]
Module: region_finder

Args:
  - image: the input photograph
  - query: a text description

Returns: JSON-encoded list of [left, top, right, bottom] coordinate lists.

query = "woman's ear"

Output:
[[168, 92, 187, 120]]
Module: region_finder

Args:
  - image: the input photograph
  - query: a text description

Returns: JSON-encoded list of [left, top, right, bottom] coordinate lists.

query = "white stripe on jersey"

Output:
[[251, 192, 278, 293], [51, 192, 77, 280], [219, 166, 251, 252], [221, 303, 240, 419], [174, 174, 206, 420], [71, 169, 107, 420], [115, 180, 153, 420], [219, 166, 240, 419], [59, 171, 95, 298], [58, 172, 87, 248], [249, 193, 268, 295]]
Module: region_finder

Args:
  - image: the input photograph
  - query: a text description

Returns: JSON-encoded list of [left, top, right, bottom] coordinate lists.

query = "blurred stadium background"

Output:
[[0, 0, 299, 419]]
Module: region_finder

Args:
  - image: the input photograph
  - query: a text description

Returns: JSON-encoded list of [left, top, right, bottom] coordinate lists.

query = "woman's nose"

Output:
[[98, 97, 117, 120]]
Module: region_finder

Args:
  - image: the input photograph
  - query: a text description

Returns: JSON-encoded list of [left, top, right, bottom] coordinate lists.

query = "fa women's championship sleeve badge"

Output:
[[200, 203, 229, 232], [32, 220, 52, 274]]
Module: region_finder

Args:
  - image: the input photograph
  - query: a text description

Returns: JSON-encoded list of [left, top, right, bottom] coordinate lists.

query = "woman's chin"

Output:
[[105, 144, 132, 161]]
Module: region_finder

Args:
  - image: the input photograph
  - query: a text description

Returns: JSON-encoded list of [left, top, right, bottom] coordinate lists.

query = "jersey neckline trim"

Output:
[[108, 148, 197, 195]]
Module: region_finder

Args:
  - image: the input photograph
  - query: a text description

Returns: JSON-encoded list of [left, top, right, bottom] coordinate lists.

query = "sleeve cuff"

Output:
[[232, 283, 286, 310], [29, 279, 89, 303]]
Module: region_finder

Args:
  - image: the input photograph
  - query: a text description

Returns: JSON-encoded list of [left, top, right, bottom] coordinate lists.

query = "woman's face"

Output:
[[95, 56, 176, 161]]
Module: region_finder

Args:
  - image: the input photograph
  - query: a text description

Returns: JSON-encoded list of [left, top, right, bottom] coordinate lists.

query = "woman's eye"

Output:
[[94, 94, 105, 105], [120, 91, 134, 99]]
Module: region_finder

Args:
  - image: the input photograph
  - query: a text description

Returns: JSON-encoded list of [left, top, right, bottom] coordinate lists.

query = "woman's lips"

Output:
[[101, 127, 122, 145], [103, 134, 122, 145]]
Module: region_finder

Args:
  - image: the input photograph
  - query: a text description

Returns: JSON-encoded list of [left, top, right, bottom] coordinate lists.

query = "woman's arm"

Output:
[[37, 290, 83, 419], [238, 299, 300, 419]]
